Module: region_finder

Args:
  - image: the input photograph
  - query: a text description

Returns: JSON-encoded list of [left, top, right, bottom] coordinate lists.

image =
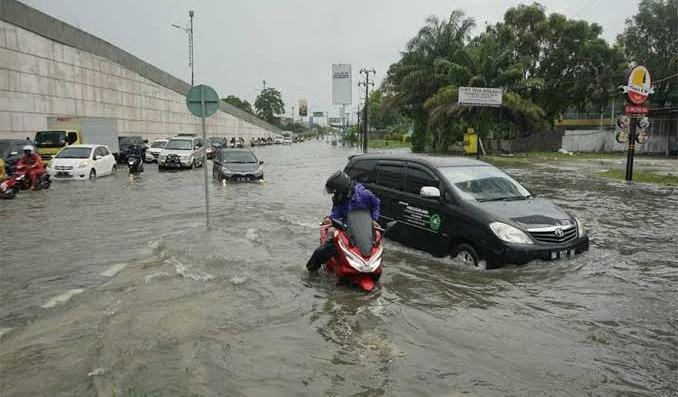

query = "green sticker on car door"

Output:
[[429, 214, 441, 231]]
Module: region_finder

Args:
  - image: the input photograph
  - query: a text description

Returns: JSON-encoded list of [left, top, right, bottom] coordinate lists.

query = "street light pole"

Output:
[[358, 68, 375, 153], [171, 10, 195, 86]]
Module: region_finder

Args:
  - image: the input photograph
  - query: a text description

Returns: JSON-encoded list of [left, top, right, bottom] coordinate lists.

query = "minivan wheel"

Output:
[[453, 243, 487, 270]]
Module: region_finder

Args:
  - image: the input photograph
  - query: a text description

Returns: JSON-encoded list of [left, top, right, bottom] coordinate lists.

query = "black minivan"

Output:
[[344, 154, 589, 269]]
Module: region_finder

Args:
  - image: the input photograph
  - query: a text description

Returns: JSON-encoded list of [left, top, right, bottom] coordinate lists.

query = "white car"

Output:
[[274, 137, 284, 145], [47, 144, 117, 180], [283, 138, 292, 145], [145, 139, 168, 163], [158, 136, 206, 169]]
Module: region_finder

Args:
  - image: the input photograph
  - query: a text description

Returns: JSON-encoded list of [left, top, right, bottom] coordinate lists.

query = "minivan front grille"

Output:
[[528, 225, 577, 244]]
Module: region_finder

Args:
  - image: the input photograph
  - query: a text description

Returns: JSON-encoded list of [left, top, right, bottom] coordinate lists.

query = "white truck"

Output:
[[34, 117, 120, 161]]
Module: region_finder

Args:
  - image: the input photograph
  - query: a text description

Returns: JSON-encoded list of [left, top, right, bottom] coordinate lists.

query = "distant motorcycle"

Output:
[[127, 150, 144, 174]]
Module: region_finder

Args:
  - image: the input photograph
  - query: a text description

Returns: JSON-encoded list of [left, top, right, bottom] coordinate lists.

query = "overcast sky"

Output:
[[22, 0, 640, 119]]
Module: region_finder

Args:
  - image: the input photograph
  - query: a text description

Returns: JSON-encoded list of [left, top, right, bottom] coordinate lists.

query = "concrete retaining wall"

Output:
[[0, 0, 280, 140], [561, 129, 668, 154]]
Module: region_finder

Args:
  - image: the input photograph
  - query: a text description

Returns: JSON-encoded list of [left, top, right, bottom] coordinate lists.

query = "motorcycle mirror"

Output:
[[331, 218, 345, 230]]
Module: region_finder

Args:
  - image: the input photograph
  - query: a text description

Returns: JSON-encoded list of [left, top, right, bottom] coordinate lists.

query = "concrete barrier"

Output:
[[0, 0, 280, 140]]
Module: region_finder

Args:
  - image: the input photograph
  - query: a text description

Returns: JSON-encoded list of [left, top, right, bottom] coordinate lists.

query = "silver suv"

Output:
[[158, 135, 206, 169]]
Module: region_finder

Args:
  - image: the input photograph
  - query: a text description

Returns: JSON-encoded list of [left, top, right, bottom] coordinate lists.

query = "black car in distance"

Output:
[[344, 154, 589, 269], [212, 149, 264, 182]]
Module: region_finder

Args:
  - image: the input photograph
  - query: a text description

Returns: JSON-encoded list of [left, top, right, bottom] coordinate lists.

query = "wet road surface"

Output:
[[1, 142, 677, 396]]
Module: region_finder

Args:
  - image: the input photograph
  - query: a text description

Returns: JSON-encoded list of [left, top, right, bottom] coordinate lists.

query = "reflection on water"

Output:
[[1, 143, 676, 396]]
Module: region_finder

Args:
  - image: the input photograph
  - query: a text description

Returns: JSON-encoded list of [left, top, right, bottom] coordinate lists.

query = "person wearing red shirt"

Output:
[[16, 145, 44, 189]]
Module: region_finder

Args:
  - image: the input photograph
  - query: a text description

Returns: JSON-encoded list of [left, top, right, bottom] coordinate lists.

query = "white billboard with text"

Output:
[[332, 64, 352, 105]]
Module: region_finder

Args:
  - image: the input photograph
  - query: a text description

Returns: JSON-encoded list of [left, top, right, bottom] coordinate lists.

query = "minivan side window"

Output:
[[347, 159, 377, 183], [405, 165, 438, 195], [375, 163, 405, 191]]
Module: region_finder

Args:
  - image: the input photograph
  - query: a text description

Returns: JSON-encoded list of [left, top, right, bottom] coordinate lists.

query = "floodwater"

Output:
[[1, 142, 676, 396]]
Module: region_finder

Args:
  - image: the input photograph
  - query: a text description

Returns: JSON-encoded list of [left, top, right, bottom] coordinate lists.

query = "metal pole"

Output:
[[189, 11, 194, 86], [625, 118, 637, 181], [201, 86, 210, 227], [363, 73, 369, 153]]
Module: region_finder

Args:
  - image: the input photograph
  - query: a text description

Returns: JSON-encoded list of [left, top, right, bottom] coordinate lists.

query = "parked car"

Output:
[[212, 149, 264, 182], [283, 137, 293, 145], [118, 136, 146, 163], [0, 139, 34, 173], [274, 137, 284, 145], [344, 154, 589, 269], [145, 139, 168, 163], [158, 136, 205, 170], [47, 144, 117, 180]]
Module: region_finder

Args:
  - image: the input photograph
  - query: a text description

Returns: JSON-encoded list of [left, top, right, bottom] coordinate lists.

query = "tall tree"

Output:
[[254, 88, 285, 125], [222, 95, 254, 114], [385, 10, 476, 151], [618, 0, 678, 107]]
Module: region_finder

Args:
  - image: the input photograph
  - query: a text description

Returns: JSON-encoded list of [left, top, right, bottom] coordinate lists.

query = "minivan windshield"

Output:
[[56, 147, 92, 159], [165, 139, 193, 150], [35, 131, 66, 148], [221, 150, 257, 163], [151, 140, 167, 148], [440, 166, 531, 202]]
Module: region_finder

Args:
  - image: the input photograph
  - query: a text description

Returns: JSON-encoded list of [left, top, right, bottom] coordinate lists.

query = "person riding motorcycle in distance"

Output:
[[17, 145, 44, 189], [306, 170, 381, 271]]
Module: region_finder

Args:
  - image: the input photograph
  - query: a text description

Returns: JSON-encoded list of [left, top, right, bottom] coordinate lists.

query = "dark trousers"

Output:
[[306, 232, 337, 271]]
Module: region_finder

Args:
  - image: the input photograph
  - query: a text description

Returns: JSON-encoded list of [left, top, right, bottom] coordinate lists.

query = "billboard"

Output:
[[458, 87, 503, 108], [298, 99, 308, 117], [313, 111, 324, 117], [332, 64, 352, 105]]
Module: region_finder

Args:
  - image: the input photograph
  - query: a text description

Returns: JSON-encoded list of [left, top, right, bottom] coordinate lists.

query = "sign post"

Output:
[[458, 87, 503, 158], [186, 84, 219, 227], [621, 65, 653, 181]]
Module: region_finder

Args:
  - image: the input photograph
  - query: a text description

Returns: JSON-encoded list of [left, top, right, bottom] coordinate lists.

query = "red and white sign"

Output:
[[624, 65, 653, 105], [625, 105, 649, 114]]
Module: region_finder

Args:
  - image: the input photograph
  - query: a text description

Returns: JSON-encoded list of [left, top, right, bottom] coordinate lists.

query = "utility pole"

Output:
[[262, 80, 267, 91], [171, 10, 195, 86], [358, 68, 375, 153]]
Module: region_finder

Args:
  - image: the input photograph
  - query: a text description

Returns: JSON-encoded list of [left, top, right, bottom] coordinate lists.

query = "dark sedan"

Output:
[[0, 139, 34, 173], [212, 149, 264, 182]]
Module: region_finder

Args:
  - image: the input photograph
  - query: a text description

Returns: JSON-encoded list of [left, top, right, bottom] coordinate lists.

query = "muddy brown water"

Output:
[[1, 142, 676, 396]]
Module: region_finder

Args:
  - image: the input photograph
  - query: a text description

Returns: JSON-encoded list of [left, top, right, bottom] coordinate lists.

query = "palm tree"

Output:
[[384, 10, 475, 151]]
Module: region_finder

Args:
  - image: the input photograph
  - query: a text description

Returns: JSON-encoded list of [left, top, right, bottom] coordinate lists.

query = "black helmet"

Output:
[[325, 170, 352, 203]]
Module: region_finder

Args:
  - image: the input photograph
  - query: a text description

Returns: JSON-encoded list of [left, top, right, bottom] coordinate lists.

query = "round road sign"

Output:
[[186, 85, 220, 118]]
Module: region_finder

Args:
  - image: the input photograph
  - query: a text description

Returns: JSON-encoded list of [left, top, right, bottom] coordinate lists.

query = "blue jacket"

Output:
[[330, 183, 381, 222]]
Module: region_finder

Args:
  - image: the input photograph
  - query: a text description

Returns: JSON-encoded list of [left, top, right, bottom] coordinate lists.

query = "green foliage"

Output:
[[280, 122, 307, 133], [222, 95, 254, 114], [254, 88, 285, 125], [383, 2, 642, 151], [617, 0, 678, 107]]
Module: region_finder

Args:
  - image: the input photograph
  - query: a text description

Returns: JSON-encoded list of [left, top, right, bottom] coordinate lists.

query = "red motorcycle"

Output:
[[320, 210, 384, 292], [0, 165, 50, 199]]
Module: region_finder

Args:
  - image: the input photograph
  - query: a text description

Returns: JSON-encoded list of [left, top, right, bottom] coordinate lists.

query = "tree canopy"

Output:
[[254, 88, 285, 125], [381, 1, 672, 152], [222, 95, 254, 114]]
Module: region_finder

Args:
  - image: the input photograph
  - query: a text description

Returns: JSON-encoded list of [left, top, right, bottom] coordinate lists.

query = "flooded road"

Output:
[[1, 142, 676, 396]]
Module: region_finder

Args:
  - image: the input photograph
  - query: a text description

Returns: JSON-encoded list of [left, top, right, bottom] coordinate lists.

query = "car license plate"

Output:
[[550, 249, 576, 260], [56, 172, 71, 178]]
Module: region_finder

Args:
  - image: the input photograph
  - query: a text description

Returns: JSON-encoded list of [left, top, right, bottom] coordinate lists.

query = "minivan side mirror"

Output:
[[259, 160, 264, 165], [420, 186, 441, 199]]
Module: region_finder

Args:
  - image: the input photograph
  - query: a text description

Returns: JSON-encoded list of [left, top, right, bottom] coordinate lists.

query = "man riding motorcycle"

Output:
[[306, 170, 381, 271], [16, 145, 44, 189]]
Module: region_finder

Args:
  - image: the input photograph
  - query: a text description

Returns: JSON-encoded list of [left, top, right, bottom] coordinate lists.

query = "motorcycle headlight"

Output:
[[77, 160, 90, 168], [575, 218, 586, 238], [489, 222, 534, 244]]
